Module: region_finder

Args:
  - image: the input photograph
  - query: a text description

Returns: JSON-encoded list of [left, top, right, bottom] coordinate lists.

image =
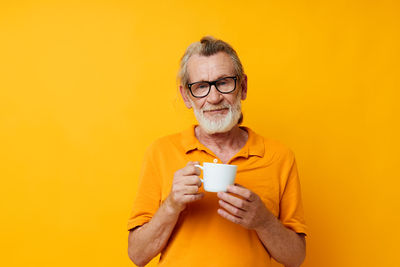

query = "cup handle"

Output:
[[194, 164, 204, 183], [194, 164, 203, 170]]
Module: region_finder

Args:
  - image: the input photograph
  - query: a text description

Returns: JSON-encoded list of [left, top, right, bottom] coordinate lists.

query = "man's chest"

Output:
[[157, 151, 283, 216]]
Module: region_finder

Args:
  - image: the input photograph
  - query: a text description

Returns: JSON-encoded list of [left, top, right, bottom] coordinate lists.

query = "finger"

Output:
[[227, 184, 255, 201], [217, 208, 242, 225], [180, 175, 202, 186], [183, 185, 201, 195], [182, 164, 201, 176], [186, 161, 200, 169], [217, 192, 248, 210], [193, 166, 202, 176], [219, 199, 245, 218], [183, 193, 204, 203], [188, 161, 201, 175]]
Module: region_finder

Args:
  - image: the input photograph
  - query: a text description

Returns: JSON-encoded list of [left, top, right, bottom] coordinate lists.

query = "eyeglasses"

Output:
[[187, 76, 237, 98]]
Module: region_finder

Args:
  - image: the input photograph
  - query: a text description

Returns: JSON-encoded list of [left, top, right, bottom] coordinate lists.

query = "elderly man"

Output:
[[128, 36, 307, 267]]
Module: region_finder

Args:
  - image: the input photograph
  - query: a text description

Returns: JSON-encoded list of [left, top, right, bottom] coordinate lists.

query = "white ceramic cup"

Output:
[[194, 163, 237, 192]]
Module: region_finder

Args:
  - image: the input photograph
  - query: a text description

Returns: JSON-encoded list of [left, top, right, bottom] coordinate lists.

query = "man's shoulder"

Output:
[[264, 136, 293, 154], [248, 128, 295, 160], [145, 129, 188, 155]]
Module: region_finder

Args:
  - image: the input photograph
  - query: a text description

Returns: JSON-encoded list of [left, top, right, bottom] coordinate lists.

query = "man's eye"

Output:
[[198, 84, 208, 89]]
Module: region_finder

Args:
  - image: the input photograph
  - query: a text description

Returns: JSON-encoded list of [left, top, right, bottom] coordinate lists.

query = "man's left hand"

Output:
[[217, 184, 274, 231]]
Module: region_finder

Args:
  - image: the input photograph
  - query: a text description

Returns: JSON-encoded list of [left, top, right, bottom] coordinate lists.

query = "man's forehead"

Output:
[[187, 52, 235, 82]]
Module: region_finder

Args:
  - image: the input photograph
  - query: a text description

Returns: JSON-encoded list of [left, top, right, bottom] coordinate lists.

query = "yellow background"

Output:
[[1, 0, 399, 266]]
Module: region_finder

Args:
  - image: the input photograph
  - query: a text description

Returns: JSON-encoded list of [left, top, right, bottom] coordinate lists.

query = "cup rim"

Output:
[[203, 162, 237, 167]]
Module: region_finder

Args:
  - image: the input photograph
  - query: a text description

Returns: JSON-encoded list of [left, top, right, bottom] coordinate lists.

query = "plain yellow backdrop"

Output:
[[1, 0, 399, 266]]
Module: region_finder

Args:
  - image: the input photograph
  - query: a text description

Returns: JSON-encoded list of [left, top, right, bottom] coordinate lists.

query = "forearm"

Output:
[[255, 215, 306, 267], [128, 198, 181, 266]]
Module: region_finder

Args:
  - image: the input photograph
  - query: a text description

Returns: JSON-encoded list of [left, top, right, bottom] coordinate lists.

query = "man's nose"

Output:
[[206, 85, 223, 104]]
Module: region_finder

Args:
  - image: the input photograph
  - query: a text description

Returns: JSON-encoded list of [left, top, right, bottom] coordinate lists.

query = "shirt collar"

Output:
[[181, 125, 265, 158], [181, 125, 201, 153]]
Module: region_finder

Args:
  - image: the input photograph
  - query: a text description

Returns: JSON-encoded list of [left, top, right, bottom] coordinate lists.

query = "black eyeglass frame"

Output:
[[187, 76, 238, 98]]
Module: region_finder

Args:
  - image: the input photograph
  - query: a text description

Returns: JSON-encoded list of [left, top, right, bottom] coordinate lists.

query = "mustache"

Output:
[[201, 103, 231, 112]]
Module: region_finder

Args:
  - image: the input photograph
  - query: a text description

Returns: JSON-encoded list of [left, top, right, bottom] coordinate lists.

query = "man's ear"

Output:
[[179, 85, 192, 109], [240, 75, 248, 100]]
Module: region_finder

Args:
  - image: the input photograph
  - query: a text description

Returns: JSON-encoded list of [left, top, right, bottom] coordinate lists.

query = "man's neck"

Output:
[[195, 125, 248, 156]]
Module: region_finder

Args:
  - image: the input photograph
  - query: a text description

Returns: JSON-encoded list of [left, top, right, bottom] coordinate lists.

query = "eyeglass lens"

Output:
[[191, 77, 236, 97]]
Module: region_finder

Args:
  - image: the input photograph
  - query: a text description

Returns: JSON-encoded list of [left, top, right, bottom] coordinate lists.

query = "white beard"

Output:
[[189, 93, 242, 134]]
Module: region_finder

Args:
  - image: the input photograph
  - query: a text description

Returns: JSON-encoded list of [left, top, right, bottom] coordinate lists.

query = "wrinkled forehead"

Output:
[[186, 52, 236, 83]]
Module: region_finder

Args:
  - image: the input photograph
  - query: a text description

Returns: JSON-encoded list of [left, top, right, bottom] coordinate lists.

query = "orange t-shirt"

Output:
[[128, 126, 307, 267]]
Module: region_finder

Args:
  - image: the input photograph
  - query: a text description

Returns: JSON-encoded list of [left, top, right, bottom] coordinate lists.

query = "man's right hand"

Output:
[[165, 161, 204, 214], [129, 162, 204, 266]]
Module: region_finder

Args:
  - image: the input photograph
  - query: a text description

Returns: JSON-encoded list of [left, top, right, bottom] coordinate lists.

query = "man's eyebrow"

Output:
[[195, 75, 235, 83], [215, 74, 236, 80]]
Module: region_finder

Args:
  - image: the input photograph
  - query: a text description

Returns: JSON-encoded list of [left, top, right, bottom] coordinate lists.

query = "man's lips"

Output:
[[203, 108, 229, 113]]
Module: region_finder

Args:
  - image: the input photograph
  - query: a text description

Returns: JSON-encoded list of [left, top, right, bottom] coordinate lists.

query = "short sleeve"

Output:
[[279, 151, 308, 236], [127, 144, 162, 231]]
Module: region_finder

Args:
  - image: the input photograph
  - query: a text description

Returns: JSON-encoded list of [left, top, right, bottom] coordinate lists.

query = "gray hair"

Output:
[[178, 36, 245, 88]]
